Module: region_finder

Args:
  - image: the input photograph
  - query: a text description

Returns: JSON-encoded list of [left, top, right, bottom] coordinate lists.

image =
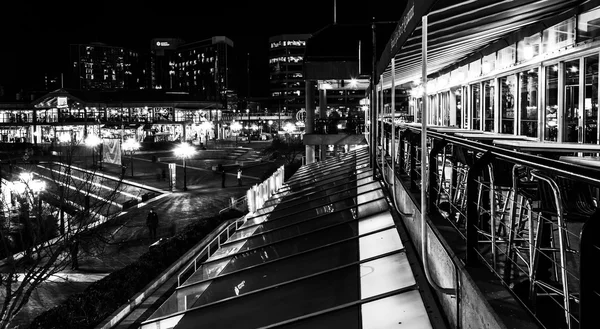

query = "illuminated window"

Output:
[[542, 17, 575, 54], [468, 60, 481, 79], [517, 34, 540, 62], [498, 43, 516, 68]]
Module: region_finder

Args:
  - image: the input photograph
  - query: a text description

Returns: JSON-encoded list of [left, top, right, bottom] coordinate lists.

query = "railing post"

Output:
[[398, 129, 405, 174], [410, 132, 418, 190], [429, 138, 448, 210], [466, 151, 493, 266], [580, 208, 600, 328]]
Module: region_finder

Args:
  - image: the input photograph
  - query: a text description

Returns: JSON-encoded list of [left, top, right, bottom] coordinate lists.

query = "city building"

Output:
[[172, 36, 236, 103], [149, 38, 185, 90], [268, 34, 313, 113], [0, 88, 226, 146], [70, 42, 146, 91]]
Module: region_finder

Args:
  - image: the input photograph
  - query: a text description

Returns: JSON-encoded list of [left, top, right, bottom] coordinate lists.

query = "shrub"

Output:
[[28, 209, 245, 329]]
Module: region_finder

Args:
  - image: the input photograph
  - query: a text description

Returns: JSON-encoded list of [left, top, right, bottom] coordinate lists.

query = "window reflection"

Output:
[[545, 65, 558, 141], [520, 68, 539, 138], [500, 75, 516, 134], [471, 84, 481, 130], [564, 59, 580, 143], [584, 55, 598, 144], [454, 88, 462, 128], [483, 80, 494, 132]]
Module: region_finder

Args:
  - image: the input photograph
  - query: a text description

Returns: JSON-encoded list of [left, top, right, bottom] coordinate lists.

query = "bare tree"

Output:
[[262, 135, 304, 165], [0, 140, 125, 328]]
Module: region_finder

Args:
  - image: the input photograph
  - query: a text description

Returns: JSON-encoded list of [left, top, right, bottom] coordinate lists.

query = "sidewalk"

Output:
[[7, 146, 282, 328]]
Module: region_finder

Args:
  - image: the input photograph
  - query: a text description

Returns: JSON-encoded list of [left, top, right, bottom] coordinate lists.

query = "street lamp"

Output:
[[268, 120, 273, 135], [200, 121, 213, 147], [284, 122, 296, 143], [85, 134, 102, 169], [122, 138, 140, 177], [173, 142, 196, 191], [11, 173, 46, 222], [231, 121, 242, 146]]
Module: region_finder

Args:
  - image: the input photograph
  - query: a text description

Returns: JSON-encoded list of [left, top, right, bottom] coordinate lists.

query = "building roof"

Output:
[[30, 89, 222, 108], [377, 0, 589, 87], [140, 147, 445, 329]]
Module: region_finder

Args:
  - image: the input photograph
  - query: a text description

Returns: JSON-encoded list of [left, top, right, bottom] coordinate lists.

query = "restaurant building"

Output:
[[0, 88, 224, 146], [376, 0, 599, 145]]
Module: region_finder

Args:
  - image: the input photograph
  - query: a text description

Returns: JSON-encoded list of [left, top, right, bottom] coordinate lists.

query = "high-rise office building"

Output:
[[70, 42, 144, 90], [149, 38, 184, 90], [172, 36, 236, 102], [268, 34, 311, 113]]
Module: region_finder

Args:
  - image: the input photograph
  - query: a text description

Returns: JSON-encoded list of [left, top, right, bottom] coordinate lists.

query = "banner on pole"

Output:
[[103, 138, 122, 165]]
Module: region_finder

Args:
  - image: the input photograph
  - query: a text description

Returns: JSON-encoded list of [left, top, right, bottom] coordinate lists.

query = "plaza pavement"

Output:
[[8, 142, 279, 328]]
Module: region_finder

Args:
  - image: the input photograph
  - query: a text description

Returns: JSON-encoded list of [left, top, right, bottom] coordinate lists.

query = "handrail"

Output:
[[218, 195, 247, 215], [401, 126, 600, 188], [177, 216, 244, 286], [420, 15, 456, 297]]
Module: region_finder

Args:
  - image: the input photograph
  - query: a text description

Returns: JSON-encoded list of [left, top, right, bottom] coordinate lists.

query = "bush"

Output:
[[28, 209, 245, 329]]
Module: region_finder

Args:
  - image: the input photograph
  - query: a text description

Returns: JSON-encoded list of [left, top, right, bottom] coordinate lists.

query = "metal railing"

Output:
[[176, 216, 245, 287], [218, 195, 247, 216], [381, 123, 600, 329]]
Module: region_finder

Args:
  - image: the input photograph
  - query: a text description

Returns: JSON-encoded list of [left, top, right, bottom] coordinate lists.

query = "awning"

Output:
[[377, 0, 589, 87]]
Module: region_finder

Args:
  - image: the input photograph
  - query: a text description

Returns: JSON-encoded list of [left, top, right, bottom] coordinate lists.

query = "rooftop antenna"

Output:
[[334, 0, 337, 24]]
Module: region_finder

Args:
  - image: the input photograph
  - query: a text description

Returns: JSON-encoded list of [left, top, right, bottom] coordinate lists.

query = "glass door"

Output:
[[584, 55, 598, 144], [500, 75, 517, 134], [520, 68, 539, 138], [483, 80, 495, 132], [471, 84, 481, 130], [544, 65, 559, 141], [563, 59, 580, 143]]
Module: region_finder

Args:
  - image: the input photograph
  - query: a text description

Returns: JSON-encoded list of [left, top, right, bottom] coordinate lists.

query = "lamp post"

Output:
[[284, 122, 296, 143], [122, 138, 140, 177], [231, 121, 242, 146], [85, 134, 102, 169], [268, 120, 273, 136], [200, 120, 213, 147], [173, 142, 196, 191], [11, 173, 46, 225]]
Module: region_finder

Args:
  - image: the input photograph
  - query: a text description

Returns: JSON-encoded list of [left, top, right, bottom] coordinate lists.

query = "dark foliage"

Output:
[[28, 209, 244, 329]]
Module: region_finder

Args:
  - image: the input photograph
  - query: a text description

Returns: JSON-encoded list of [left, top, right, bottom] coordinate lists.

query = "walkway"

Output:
[[6, 144, 278, 328]]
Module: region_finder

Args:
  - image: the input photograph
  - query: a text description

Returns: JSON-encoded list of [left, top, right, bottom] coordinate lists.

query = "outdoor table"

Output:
[[558, 156, 600, 169], [493, 140, 600, 153]]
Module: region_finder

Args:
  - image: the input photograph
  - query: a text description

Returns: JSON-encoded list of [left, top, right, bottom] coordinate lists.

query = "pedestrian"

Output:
[[221, 168, 226, 188], [237, 167, 242, 186], [70, 236, 80, 270], [147, 208, 159, 240]]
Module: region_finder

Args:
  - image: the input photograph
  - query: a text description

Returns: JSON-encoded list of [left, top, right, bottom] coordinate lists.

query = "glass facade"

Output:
[[544, 64, 559, 141], [584, 55, 599, 144], [520, 68, 539, 138], [500, 75, 516, 134], [402, 7, 600, 144]]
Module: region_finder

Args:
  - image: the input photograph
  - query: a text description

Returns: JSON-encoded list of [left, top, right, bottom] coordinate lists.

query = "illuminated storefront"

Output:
[[0, 89, 224, 145], [387, 4, 599, 144]]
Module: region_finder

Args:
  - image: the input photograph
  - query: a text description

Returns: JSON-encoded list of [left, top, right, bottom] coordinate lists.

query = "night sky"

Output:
[[0, 1, 407, 97]]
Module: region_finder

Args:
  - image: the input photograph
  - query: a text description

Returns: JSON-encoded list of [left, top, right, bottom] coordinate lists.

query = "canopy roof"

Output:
[[377, 0, 592, 88]]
